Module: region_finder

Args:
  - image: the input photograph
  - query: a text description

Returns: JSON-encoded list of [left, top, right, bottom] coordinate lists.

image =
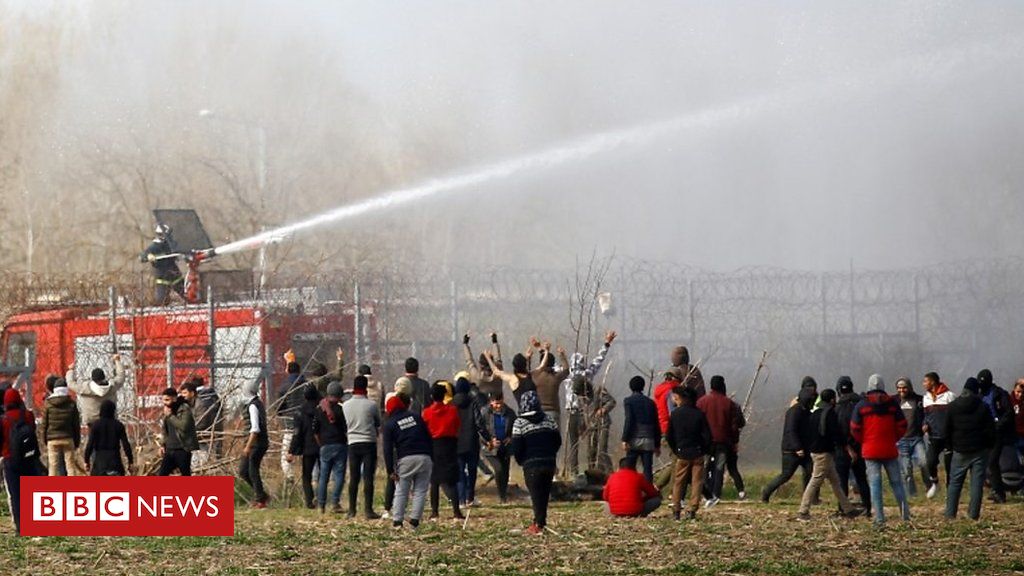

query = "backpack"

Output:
[[9, 417, 41, 471]]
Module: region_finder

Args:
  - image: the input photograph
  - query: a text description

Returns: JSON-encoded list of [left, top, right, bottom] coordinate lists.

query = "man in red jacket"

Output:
[[696, 375, 739, 507], [603, 458, 662, 517], [2, 387, 41, 535], [851, 374, 909, 528]]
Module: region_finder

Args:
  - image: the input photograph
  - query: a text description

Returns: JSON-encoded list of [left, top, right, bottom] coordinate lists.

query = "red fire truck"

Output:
[[0, 295, 375, 416]]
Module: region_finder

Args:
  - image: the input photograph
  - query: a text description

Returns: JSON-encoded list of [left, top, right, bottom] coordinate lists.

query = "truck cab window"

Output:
[[5, 332, 36, 368]]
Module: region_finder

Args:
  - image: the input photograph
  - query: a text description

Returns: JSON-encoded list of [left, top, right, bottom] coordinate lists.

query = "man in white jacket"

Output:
[[66, 354, 125, 426], [561, 331, 616, 476]]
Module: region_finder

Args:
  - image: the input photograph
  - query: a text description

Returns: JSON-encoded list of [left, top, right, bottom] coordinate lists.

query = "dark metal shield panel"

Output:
[[152, 209, 213, 252]]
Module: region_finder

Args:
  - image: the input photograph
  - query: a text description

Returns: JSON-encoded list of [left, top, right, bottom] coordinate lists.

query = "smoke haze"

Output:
[[1, 1, 1023, 273]]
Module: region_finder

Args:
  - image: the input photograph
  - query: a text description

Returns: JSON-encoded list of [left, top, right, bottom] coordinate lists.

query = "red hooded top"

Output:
[[654, 379, 676, 435], [696, 390, 736, 445], [851, 390, 907, 460], [421, 401, 460, 439], [2, 388, 36, 459], [603, 468, 659, 516]]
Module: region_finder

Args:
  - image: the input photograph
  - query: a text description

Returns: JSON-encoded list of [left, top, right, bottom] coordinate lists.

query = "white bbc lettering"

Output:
[[66, 492, 97, 521], [99, 492, 130, 521], [33, 492, 64, 521]]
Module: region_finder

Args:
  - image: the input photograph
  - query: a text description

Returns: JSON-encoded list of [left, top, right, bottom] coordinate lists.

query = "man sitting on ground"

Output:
[[603, 457, 662, 518]]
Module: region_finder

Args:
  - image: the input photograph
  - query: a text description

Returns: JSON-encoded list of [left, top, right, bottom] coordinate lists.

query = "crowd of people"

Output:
[[0, 330, 1021, 536]]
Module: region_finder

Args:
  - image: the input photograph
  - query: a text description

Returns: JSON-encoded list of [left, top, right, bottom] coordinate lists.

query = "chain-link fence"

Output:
[[3, 256, 1024, 466]]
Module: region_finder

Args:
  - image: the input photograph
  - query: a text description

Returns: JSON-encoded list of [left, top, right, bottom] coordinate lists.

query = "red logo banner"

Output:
[[20, 476, 235, 536]]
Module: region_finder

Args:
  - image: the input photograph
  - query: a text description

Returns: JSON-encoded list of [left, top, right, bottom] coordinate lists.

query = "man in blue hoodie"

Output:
[[977, 369, 1015, 504], [383, 393, 433, 529]]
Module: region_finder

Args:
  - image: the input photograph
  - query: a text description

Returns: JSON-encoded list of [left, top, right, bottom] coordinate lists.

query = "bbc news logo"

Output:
[[21, 476, 234, 536]]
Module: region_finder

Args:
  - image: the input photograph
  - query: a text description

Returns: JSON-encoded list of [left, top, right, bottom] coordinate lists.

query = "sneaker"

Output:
[[704, 497, 720, 509], [524, 523, 543, 535], [392, 520, 403, 529], [331, 504, 344, 514], [926, 483, 938, 499], [319, 504, 326, 514], [737, 491, 747, 501], [796, 512, 811, 522], [684, 511, 696, 521], [429, 512, 439, 520], [672, 510, 681, 521], [841, 508, 864, 519], [251, 501, 267, 509], [305, 502, 316, 510], [454, 511, 466, 520], [466, 500, 481, 508], [381, 510, 391, 520], [409, 519, 420, 530], [346, 511, 356, 519], [365, 511, 382, 520]]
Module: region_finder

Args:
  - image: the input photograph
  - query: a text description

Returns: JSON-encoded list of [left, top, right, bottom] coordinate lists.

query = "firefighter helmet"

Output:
[[155, 223, 172, 238]]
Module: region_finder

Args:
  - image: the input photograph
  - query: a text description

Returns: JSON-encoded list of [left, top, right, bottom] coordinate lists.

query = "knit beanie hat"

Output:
[[243, 380, 261, 400], [358, 364, 372, 376], [801, 376, 818, 390], [977, 369, 994, 391], [868, 374, 885, 392], [519, 390, 541, 416], [836, 376, 854, 394], [964, 377, 980, 395], [4, 388, 22, 409], [326, 381, 343, 399]]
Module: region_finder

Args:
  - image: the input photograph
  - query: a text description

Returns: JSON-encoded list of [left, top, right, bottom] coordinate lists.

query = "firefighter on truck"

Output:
[[140, 223, 186, 305]]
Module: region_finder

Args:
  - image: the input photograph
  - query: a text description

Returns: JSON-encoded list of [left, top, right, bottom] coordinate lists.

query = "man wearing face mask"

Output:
[[976, 369, 1016, 504]]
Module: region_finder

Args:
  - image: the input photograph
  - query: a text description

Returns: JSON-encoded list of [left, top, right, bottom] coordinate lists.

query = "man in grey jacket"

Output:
[[342, 375, 382, 518], [66, 354, 125, 426]]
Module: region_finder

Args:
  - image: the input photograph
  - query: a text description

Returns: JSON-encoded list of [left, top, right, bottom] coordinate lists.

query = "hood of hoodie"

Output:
[[570, 353, 586, 373], [46, 394, 76, 409], [863, 389, 893, 406], [88, 380, 119, 399], [929, 382, 951, 399], [797, 388, 817, 410]]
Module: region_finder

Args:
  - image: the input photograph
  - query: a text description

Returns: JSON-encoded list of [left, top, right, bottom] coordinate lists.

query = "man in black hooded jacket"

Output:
[[977, 369, 1015, 503], [945, 378, 995, 520], [762, 385, 816, 503], [834, 376, 871, 513]]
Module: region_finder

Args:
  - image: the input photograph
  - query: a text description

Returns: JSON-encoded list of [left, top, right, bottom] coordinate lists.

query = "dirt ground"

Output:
[[2, 474, 1023, 575]]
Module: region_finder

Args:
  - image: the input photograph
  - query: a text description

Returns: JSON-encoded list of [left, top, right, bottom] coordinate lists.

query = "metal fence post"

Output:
[[208, 285, 216, 391], [166, 345, 175, 389], [109, 286, 118, 354], [354, 281, 363, 366], [687, 278, 697, 348]]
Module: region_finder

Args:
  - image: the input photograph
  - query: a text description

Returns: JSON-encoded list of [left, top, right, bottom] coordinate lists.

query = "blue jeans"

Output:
[[945, 449, 989, 520], [317, 443, 348, 507], [865, 458, 909, 524], [457, 450, 480, 505], [897, 437, 929, 496]]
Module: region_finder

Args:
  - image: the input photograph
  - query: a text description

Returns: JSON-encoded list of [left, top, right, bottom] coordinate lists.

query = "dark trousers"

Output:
[[484, 449, 512, 501], [347, 443, 377, 514], [385, 476, 396, 511], [3, 460, 24, 534], [762, 451, 810, 501], [158, 448, 192, 476], [927, 436, 953, 486], [524, 466, 555, 528], [706, 442, 730, 499], [430, 481, 461, 517], [301, 454, 318, 507], [625, 449, 655, 483], [458, 450, 480, 504], [238, 444, 268, 502], [835, 449, 871, 511], [726, 447, 745, 493], [987, 438, 1007, 498]]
